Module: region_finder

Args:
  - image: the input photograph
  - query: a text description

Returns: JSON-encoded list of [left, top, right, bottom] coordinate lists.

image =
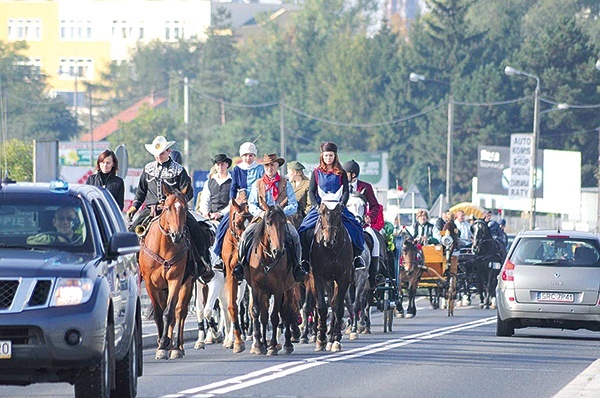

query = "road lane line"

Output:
[[164, 316, 496, 397]]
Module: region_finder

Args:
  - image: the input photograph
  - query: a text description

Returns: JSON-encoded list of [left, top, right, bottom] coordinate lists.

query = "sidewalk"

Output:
[[553, 359, 600, 398]]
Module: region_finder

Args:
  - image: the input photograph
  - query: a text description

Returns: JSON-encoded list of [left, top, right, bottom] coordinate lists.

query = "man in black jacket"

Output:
[[126, 135, 213, 283]]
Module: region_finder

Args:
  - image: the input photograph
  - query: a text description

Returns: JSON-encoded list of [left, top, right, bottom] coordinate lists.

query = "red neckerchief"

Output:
[[262, 173, 281, 200]]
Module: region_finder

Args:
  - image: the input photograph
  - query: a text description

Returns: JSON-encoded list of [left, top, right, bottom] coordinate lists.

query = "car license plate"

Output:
[[489, 262, 502, 269], [0, 340, 11, 359], [537, 292, 574, 302]]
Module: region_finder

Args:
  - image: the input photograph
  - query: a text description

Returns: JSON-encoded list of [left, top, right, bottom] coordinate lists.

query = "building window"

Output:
[[8, 18, 42, 41], [60, 20, 93, 40], [165, 20, 185, 41], [58, 58, 94, 80]]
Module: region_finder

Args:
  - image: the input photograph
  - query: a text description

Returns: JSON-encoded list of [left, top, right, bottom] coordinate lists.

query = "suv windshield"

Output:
[[0, 195, 92, 253], [511, 237, 599, 266]]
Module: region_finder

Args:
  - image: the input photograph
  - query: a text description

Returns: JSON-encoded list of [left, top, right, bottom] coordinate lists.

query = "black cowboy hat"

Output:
[[212, 153, 232, 168], [261, 153, 285, 167]]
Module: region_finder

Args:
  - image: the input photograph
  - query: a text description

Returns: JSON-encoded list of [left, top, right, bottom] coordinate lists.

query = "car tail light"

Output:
[[501, 260, 515, 281]]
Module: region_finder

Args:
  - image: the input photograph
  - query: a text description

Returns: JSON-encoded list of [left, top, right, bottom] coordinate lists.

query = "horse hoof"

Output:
[[344, 326, 351, 335], [194, 340, 205, 350], [284, 345, 294, 354], [267, 348, 278, 356], [155, 349, 169, 360], [233, 342, 246, 353], [330, 341, 342, 352], [405, 313, 414, 319], [309, 336, 316, 343], [479, 303, 485, 309], [326, 342, 333, 351], [315, 340, 327, 352], [349, 332, 358, 341], [360, 327, 371, 335], [299, 337, 309, 345], [169, 349, 184, 360], [250, 345, 266, 355]]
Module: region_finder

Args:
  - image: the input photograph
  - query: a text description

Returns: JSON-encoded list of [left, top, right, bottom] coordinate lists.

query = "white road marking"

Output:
[[553, 358, 600, 398], [163, 316, 497, 397]]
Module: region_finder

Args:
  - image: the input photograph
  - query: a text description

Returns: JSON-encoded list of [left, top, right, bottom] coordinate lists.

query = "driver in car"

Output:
[[27, 207, 83, 245]]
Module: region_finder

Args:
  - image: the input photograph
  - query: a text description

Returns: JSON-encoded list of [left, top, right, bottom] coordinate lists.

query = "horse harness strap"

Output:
[[140, 227, 189, 270]]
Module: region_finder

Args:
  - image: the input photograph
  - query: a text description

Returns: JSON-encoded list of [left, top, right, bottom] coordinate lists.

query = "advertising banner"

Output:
[[509, 134, 533, 200], [59, 141, 111, 167]]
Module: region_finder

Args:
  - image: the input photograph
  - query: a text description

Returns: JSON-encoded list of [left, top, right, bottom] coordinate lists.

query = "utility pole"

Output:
[[446, 94, 454, 207], [88, 85, 93, 167], [597, 126, 600, 232], [183, 77, 189, 171], [280, 98, 286, 173]]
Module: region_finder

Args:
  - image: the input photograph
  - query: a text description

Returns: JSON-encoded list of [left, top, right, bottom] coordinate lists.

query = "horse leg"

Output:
[[145, 282, 166, 352], [170, 278, 193, 359], [267, 294, 282, 356], [225, 273, 245, 353], [329, 282, 348, 353], [155, 280, 180, 360], [204, 275, 224, 344], [250, 292, 267, 355], [194, 281, 207, 350]]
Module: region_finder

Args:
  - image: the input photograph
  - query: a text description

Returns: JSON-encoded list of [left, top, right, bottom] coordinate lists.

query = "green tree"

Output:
[[0, 139, 33, 182]]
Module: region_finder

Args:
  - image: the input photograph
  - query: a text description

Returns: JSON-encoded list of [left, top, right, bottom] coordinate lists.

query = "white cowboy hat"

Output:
[[145, 136, 176, 156]]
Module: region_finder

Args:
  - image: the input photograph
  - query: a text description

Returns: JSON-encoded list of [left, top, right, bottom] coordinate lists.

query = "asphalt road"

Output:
[[2, 297, 599, 398]]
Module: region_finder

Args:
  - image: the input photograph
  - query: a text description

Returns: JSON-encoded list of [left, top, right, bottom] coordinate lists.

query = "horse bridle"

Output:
[[228, 209, 252, 240]]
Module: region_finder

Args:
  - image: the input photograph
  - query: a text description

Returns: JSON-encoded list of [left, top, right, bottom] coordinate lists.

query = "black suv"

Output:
[[0, 181, 142, 397]]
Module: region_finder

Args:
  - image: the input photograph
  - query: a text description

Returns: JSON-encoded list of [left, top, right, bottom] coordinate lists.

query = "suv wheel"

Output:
[[112, 312, 142, 398], [75, 324, 114, 398], [496, 313, 515, 337]]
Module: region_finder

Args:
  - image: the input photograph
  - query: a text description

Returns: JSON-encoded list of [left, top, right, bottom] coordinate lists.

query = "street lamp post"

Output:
[[504, 66, 540, 230], [409, 72, 453, 205]]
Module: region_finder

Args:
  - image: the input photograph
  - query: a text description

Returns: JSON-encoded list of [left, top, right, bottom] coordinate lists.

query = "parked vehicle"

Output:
[[0, 181, 142, 397], [496, 229, 600, 337]]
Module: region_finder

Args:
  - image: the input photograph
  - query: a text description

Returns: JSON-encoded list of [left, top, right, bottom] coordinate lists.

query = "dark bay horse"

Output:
[[396, 238, 425, 318], [246, 204, 297, 355], [471, 219, 507, 309], [221, 198, 253, 353], [138, 185, 193, 360], [309, 202, 353, 352]]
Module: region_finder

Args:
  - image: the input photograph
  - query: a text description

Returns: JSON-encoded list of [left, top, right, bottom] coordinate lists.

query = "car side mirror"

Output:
[[107, 232, 139, 258]]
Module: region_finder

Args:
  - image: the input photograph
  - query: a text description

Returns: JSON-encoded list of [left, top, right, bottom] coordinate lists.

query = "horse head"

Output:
[[317, 201, 344, 249], [257, 204, 287, 260], [346, 191, 367, 224], [229, 198, 252, 240], [160, 184, 188, 244], [401, 238, 421, 272], [471, 219, 491, 255]]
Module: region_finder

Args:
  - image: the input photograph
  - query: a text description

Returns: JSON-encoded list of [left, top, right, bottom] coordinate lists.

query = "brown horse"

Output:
[[246, 203, 297, 355], [441, 219, 461, 316], [396, 238, 425, 318], [309, 202, 353, 352], [138, 184, 193, 360], [221, 198, 253, 353]]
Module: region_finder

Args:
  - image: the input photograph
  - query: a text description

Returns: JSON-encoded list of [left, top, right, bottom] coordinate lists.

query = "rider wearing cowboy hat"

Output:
[[126, 135, 214, 283], [233, 153, 307, 282]]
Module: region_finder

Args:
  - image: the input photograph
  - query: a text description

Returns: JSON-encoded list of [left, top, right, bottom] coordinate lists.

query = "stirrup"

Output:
[[213, 258, 224, 271], [293, 263, 308, 282], [353, 256, 366, 270]]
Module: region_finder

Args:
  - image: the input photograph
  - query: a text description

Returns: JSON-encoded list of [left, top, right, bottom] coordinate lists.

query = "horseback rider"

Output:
[[212, 142, 265, 270], [286, 160, 311, 228], [233, 153, 308, 282], [197, 153, 233, 271], [126, 135, 214, 283], [343, 159, 384, 284], [298, 142, 367, 270]]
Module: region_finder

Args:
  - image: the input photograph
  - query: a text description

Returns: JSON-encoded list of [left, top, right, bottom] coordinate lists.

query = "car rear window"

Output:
[[511, 237, 600, 267], [0, 195, 93, 253]]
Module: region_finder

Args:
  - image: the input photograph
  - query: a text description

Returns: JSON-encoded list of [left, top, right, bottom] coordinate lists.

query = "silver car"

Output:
[[496, 230, 600, 337]]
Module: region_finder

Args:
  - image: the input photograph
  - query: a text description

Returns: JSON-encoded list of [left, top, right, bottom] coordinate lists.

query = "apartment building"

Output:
[[0, 0, 212, 101]]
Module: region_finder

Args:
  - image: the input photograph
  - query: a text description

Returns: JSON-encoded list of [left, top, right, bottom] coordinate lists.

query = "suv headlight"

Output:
[[51, 278, 94, 306]]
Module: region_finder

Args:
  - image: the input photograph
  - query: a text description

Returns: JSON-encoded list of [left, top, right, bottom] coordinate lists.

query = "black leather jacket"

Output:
[[85, 172, 125, 210], [132, 158, 193, 209]]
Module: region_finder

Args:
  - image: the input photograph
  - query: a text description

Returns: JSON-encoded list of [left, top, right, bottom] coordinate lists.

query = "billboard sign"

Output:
[[59, 141, 111, 167], [509, 134, 533, 200]]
